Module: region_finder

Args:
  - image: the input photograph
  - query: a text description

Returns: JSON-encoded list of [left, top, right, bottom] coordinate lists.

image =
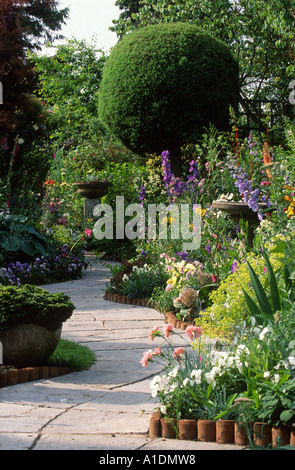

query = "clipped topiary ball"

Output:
[[98, 23, 240, 164]]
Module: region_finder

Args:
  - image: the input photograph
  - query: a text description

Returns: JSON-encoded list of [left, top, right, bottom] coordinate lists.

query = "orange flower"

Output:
[[45, 179, 55, 185]]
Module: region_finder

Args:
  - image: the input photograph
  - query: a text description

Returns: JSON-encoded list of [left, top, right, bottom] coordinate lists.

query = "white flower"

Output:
[[168, 365, 179, 378], [190, 369, 202, 384], [288, 356, 295, 367], [259, 327, 270, 340], [274, 374, 280, 383], [264, 371, 271, 378], [169, 382, 178, 391], [160, 405, 167, 415], [205, 370, 216, 386], [150, 375, 162, 397], [18, 138, 24, 144], [150, 375, 161, 387], [236, 344, 250, 356]]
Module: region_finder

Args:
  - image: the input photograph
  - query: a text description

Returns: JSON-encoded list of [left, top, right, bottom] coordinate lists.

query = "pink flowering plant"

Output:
[[141, 323, 240, 421]]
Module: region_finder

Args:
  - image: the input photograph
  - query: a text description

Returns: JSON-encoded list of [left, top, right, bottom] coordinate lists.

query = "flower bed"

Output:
[[0, 244, 87, 286], [141, 316, 295, 449]]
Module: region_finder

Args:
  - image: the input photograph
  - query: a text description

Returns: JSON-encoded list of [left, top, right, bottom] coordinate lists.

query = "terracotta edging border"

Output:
[[165, 310, 194, 330], [0, 365, 73, 389], [104, 293, 192, 330], [104, 292, 154, 308], [149, 413, 295, 448]]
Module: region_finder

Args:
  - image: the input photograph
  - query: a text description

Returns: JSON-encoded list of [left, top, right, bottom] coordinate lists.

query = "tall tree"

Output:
[[19, 0, 69, 50], [0, 0, 69, 185], [112, 0, 141, 30]]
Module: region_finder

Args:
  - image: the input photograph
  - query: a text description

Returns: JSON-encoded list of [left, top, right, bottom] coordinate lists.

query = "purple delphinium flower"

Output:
[[161, 150, 200, 203], [139, 185, 146, 204]]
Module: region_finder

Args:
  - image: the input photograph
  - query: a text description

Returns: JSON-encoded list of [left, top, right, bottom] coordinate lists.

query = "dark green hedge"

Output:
[[98, 23, 240, 162]]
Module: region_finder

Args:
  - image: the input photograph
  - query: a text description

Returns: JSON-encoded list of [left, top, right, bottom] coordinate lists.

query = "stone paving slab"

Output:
[[0, 260, 245, 452]]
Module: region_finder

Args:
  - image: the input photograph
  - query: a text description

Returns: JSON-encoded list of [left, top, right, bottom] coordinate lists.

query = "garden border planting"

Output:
[[149, 411, 295, 448]]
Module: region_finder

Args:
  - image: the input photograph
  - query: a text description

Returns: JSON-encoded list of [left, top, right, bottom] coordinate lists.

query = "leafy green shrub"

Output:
[[0, 214, 50, 262], [107, 259, 169, 299], [118, 263, 169, 299], [195, 250, 284, 340], [0, 284, 75, 331], [98, 23, 239, 165]]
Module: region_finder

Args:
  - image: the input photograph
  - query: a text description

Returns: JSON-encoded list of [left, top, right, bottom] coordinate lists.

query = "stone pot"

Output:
[[73, 181, 111, 199], [0, 323, 62, 368], [212, 200, 267, 250]]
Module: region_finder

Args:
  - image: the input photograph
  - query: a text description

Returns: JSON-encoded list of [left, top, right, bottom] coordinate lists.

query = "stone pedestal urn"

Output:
[[0, 323, 62, 368]]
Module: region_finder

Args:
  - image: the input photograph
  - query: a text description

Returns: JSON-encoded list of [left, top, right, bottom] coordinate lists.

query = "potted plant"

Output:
[[0, 284, 75, 367]]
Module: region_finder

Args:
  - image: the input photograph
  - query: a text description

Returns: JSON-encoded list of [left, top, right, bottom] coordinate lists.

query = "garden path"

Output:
[[0, 259, 240, 451]]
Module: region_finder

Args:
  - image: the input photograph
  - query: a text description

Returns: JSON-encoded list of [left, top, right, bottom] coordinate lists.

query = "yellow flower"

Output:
[[284, 195, 295, 217]]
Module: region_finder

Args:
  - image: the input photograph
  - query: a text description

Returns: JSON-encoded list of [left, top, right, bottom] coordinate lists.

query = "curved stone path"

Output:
[[0, 260, 240, 451]]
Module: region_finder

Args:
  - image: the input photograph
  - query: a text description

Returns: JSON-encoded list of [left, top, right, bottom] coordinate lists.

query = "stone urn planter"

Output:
[[212, 200, 268, 250], [0, 323, 62, 367], [73, 181, 111, 219], [0, 284, 75, 368], [73, 181, 111, 199]]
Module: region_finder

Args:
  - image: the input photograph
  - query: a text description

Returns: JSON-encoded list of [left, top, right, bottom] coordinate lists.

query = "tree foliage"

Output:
[[98, 23, 239, 164], [0, 0, 69, 190], [30, 38, 107, 115]]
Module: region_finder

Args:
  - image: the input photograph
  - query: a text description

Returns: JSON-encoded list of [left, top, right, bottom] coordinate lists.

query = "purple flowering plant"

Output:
[[161, 150, 200, 203], [0, 244, 87, 286], [225, 133, 273, 220]]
